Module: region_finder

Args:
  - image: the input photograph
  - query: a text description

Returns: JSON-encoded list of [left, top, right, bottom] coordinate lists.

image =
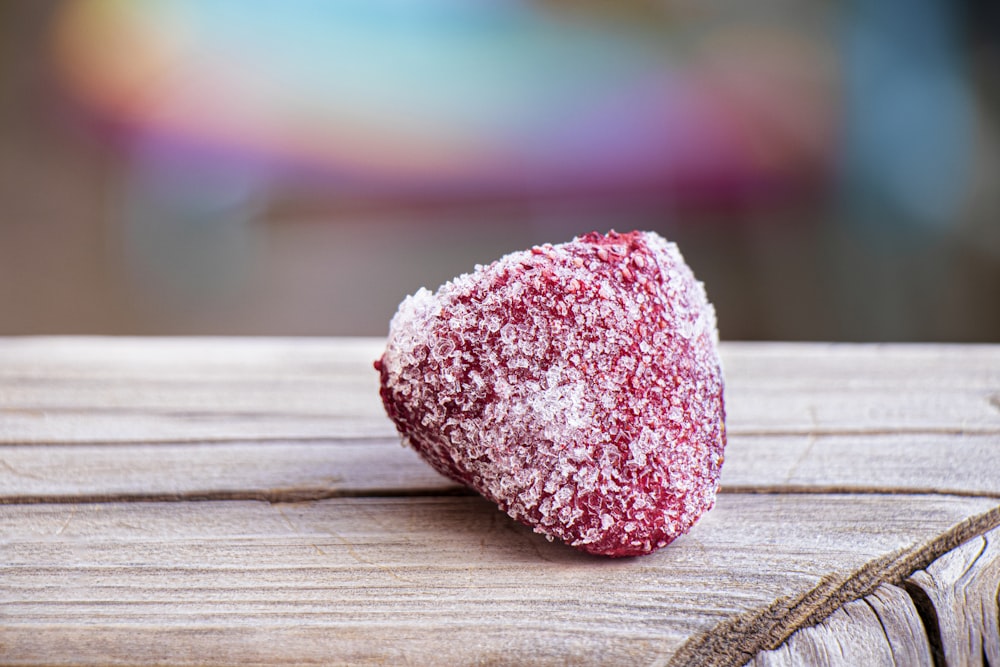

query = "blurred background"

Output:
[[1, 0, 998, 341]]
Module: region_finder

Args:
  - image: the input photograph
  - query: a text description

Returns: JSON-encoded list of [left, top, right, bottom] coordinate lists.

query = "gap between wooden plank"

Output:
[[3, 487, 1000, 506], [6, 425, 1000, 447]]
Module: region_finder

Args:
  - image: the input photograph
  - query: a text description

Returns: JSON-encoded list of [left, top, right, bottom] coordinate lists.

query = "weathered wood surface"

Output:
[[746, 583, 936, 667], [1, 337, 998, 666], [747, 524, 1000, 667]]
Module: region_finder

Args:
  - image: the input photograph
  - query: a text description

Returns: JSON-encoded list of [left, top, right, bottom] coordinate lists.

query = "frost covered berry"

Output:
[[375, 230, 725, 557]]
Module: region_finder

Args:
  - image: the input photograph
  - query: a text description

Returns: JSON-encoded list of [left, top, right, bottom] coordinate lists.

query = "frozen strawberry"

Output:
[[375, 230, 725, 557]]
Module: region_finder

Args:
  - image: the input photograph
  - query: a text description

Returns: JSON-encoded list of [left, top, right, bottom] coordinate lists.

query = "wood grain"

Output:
[[1, 337, 999, 666], [744, 583, 935, 667], [905, 524, 1000, 666]]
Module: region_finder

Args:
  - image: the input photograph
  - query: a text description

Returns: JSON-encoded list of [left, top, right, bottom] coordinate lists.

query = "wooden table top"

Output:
[[1, 337, 998, 666]]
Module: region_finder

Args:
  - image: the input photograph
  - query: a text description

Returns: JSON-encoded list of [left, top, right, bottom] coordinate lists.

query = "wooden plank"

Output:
[[0, 337, 393, 443], [722, 343, 1000, 434], [0, 339, 997, 444], [1, 337, 998, 502], [3, 339, 995, 390], [0, 336, 383, 377], [0, 440, 461, 502], [720, 342, 1000, 391], [2, 494, 999, 667], [700, 343, 1000, 435], [2, 432, 999, 503], [721, 432, 1000, 497]]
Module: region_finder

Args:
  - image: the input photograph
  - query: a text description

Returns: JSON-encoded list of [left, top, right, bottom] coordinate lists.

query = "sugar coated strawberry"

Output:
[[375, 230, 725, 557]]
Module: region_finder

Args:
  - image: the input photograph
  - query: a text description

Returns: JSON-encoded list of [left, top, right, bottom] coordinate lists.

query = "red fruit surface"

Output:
[[375, 230, 725, 557]]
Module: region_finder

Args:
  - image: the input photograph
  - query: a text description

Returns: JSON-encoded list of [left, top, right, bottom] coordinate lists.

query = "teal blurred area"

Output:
[[1, 0, 998, 340]]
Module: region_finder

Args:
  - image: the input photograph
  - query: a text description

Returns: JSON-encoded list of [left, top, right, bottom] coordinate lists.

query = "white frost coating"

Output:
[[377, 230, 726, 557]]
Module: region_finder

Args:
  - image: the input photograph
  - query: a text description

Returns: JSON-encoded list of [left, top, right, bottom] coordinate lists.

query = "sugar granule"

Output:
[[375, 230, 726, 557]]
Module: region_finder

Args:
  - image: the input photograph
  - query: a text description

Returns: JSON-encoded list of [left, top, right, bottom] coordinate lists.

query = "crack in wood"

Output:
[[860, 596, 895, 665], [902, 580, 947, 667], [781, 434, 817, 485], [0, 486, 475, 506], [0, 457, 45, 481], [0, 436, 398, 447], [0, 406, 351, 420], [6, 427, 1000, 448]]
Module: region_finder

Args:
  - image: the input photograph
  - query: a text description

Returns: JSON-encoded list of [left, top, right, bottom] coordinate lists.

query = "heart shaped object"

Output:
[[375, 230, 725, 556]]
